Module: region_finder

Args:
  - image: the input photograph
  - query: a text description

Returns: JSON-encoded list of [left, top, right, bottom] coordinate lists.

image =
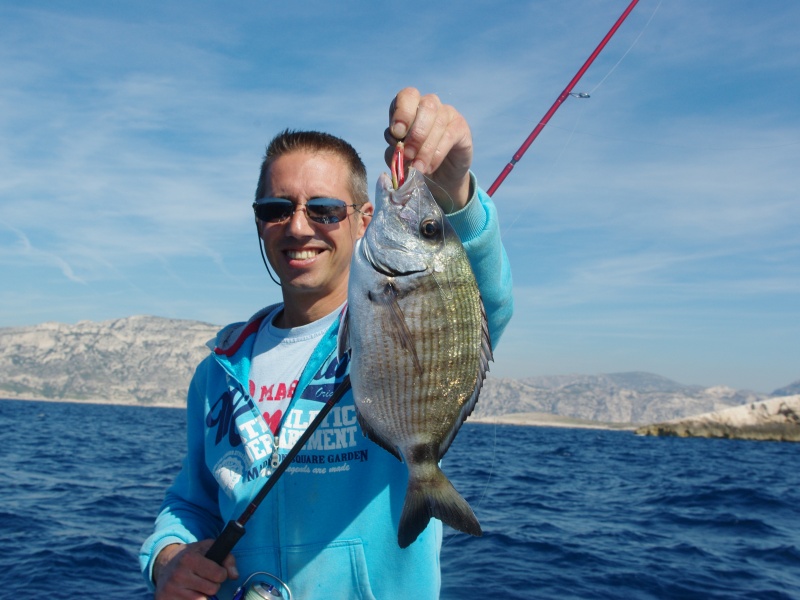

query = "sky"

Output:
[[1, 0, 798, 393]]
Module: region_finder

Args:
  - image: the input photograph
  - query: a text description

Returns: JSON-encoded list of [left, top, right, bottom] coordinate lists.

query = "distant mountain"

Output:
[[772, 380, 800, 397], [0, 316, 795, 425], [474, 373, 765, 425], [0, 316, 218, 405], [522, 372, 703, 394]]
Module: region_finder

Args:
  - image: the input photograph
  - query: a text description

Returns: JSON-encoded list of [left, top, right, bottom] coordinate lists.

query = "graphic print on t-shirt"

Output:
[[248, 378, 298, 434], [248, 305, 340, 436]]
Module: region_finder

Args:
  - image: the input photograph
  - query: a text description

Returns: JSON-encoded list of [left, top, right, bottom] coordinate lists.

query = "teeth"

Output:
[[287, 249, 319, 260]]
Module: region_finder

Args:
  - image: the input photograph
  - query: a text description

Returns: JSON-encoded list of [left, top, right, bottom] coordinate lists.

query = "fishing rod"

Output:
[[202, 0, 638, 581], [486, 0, 641, 197], [205, 375, 352, 566]]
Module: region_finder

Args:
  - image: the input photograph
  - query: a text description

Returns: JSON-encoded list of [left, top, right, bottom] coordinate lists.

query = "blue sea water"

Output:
[[0, 399, 798, 599]]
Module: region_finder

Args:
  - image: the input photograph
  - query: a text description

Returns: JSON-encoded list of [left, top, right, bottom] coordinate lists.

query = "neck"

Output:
[[277, 291, 346, 328]]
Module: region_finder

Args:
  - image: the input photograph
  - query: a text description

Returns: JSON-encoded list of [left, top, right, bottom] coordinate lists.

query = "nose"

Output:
[[286, 204, 315, 236]]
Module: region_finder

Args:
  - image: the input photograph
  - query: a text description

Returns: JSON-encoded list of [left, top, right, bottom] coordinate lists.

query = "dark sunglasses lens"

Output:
[[255, 199, 294, 222], [306, 198, 348, 224]]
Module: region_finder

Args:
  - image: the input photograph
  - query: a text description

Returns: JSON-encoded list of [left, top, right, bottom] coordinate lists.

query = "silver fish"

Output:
[[341, 168, 492, 548]]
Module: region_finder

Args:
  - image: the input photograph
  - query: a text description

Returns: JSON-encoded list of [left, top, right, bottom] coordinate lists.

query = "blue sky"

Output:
[[1, 0, 798, 393]]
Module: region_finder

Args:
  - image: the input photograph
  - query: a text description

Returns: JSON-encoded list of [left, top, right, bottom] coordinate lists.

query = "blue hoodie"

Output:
[[140, 177, 513, 599]]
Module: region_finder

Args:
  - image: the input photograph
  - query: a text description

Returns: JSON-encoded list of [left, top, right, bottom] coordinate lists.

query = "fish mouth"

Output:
[[361, 238, 425, 277], [377, 169, 418, 209]]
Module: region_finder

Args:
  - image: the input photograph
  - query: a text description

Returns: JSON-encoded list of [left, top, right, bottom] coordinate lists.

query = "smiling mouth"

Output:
[[285, 249, 322, 260]]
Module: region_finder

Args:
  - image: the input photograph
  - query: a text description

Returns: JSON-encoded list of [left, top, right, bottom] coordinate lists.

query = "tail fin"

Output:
[[398, 465, 482, 548]]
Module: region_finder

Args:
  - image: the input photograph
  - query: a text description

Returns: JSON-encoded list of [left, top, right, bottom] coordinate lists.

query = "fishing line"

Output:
[[491, 0, 655, 243], [472, 418, 499, 514], [537, 93, 591, 196], [493, 0, 659, 194], [486, 0, 643, 197], [422, 173, 457, 215], [494, 85, 596, 243], [457, 2, 654, 537], [587, 0, 662, 97], [441, 409, 499, 551]]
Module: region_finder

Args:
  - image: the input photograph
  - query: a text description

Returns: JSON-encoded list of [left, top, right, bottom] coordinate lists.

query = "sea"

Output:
[[1, 398, 798, 600]]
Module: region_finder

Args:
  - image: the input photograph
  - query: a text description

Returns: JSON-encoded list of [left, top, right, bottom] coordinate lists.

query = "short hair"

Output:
[[255, 129, 369, 206]]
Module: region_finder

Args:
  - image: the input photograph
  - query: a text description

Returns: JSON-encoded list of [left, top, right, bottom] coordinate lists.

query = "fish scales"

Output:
[[341, 168, 492, 548], [357, 258, 479, 422], [357, 279, 478, 439]]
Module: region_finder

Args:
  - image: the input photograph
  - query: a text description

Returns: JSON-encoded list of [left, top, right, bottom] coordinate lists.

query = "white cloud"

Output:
[[0, 0, 798, 390]]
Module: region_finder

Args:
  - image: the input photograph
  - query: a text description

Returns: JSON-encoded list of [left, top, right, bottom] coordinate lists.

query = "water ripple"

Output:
[[2, 400, 798, 599]]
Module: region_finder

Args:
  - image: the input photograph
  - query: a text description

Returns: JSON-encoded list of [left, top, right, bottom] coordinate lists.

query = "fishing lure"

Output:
[[391, 141, 405, 190]]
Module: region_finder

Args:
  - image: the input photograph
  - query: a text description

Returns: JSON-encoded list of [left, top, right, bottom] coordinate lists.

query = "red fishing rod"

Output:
[[486, 0, 640, 197]]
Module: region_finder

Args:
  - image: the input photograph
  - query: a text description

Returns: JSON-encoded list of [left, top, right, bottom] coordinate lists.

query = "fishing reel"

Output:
[[230, 572, 293, 600]]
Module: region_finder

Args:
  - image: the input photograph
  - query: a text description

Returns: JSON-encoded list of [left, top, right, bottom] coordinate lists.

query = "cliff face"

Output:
[[476, 373, 765, 425], [635, 396, 800, 442], [0, 316, 218, 405], [1, 317, 798, 435]]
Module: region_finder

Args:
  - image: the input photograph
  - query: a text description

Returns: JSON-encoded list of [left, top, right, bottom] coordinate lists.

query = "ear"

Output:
[[356, 202, 373, 237]]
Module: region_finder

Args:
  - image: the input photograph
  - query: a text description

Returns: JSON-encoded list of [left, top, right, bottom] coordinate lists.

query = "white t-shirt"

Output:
[[248, 305, 342, 434]]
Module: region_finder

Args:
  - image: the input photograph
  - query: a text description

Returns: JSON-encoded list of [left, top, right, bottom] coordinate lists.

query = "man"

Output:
[[140, 87, 513, 599]]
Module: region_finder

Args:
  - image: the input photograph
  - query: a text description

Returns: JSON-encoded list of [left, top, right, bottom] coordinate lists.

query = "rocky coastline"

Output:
[[635, 395, 800, 442], [2, 316, 799, 441]]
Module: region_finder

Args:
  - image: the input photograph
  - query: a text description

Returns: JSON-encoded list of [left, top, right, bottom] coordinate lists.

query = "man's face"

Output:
[[258, 150, 371, 314]]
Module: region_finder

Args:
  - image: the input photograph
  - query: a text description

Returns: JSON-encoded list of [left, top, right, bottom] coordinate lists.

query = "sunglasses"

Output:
[[253, 197, 359, 225]]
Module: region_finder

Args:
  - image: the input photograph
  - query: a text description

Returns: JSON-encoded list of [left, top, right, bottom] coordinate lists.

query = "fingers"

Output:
[[386, 87, 473, 209], [223, 551, 240, 581], [195, 538, 239, 581], [154, 540, 236, 600], [389, 89, 466, 174], [388, 86, 421, 141]]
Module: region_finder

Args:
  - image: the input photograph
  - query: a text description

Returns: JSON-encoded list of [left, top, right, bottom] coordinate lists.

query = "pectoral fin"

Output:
[[369, 283, 423, 375]]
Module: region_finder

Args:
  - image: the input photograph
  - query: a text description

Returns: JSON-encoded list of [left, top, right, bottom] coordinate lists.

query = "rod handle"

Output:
[[205, 520, 245, 565]]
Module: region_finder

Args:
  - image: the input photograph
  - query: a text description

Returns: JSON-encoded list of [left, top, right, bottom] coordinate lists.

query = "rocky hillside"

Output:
[[476, 372, 767, 425], [0, 316, 218, 405], [1, 316, 796, 425]]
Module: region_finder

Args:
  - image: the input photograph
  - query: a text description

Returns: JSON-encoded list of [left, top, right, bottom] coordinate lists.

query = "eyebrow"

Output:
[[268, 195, 345, 202]]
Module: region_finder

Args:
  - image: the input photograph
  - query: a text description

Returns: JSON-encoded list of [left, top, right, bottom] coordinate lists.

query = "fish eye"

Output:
[[420, 218, 441, 238]]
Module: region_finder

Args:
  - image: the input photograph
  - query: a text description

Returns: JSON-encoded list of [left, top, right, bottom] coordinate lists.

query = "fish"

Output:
[[340, 167, 492, 548]]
